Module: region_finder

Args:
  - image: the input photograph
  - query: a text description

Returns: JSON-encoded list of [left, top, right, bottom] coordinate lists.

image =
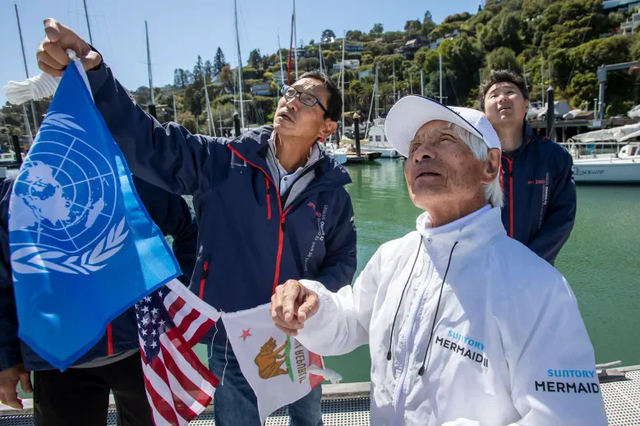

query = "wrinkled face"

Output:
[[483, 82, 529, 128], [404, 121, 488, 211], [273, 78, 336, 141]]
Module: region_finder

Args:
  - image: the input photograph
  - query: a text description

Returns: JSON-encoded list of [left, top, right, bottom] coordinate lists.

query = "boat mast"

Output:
[[277, 32, 285, 86], [145, 21, 156, 116], [203, 74, 216, 136], [375, 63, 379, 118], [341, 32, 346, 139], [293, 0, 298, 79], [82, 0, 93, 45], [234, 0, 245, 129], [173, 94, 178, 124], [392, 59, 396, 102], [14, 4, 36, 141], [439, 53, 443, 103]]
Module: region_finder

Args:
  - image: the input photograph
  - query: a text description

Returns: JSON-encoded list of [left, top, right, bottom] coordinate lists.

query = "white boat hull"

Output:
[[572, 161, 640, 183], [361, 145, 400, 158]]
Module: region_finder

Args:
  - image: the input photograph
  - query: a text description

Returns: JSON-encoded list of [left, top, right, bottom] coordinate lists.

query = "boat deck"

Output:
[[1, 366, 639, 425]]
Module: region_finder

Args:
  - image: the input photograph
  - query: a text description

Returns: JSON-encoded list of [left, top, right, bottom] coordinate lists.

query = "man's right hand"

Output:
[[0, 364, 32, 409], [36, 18, 102, 77], [270, 280, 319, 336]]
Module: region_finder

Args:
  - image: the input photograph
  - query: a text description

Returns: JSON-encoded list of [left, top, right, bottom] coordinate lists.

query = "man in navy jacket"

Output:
[[480, 70, 576, 264], [0, 175, 198, 425], [36, 19, 357, 426]]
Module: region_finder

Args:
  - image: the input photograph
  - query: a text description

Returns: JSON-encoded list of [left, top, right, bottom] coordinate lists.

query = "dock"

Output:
[[345, 151, 382, 163], [2, 365, 639, 425]]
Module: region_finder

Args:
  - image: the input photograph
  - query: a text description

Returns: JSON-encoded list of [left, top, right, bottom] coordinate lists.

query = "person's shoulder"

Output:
[[489, 234, 565, 294], [532, 134, 570, 156], [529, 135, 572, 171]]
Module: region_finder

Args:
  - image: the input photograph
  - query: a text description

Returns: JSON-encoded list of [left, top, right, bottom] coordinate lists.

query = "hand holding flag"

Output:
[[37, 18, 102, 77], [270, 279, 320, 336]]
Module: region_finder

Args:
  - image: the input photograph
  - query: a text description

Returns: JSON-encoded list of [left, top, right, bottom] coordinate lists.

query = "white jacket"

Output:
[[297, 206, 607, 426]]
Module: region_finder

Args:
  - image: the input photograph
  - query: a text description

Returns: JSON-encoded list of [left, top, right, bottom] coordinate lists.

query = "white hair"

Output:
[[448, 123, 504, 208]]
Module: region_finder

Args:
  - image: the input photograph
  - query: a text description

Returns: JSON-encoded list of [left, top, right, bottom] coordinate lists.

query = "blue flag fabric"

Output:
[[8, 61, 181, 370]]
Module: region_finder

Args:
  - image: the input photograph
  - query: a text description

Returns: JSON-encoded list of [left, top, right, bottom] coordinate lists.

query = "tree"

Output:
[[422, 10, 437, 39], [219, 65, 233, 92], [405, 19, 422, 33], [193, 55, 204, 88], [436, 35, 484, 105], [299, 57, 320, 71], [213, 47, 228, 75], [248, 48, 262, 69], [309, 39, 315, 45], [174, 69, 189, 88], [204, 60, 214, 82], [484, 47, 520, 77], [370, 23, 384, 35], [497, 12, 522, 52], [346, 30, 363, 41], [321, 29, 336, 42]]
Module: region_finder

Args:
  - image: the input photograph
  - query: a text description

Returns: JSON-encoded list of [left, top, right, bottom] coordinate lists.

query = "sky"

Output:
[[0, 0, 481, 105]]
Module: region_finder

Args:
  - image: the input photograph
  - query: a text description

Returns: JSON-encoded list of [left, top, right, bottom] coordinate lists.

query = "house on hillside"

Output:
[[272, 71, 286, 86], [330, 59, 360, 74], [602, 0, 640, 12], [621, 11, 640, 34], [251, 82, 271, 96], [359, 68, 372, 79], [322, 35, 335, 43], [397, 34, 431, 59], [344, 42, 364, 53]]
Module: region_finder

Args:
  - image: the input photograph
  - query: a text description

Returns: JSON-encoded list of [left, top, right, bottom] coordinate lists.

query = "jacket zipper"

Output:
[[501, 136, 530, 239], [106, 323, 113, 355], [264, 176, 272, 220], [227, 145, 290, 295], [198, 260, 210, 299], [509, 162, 513, 238]]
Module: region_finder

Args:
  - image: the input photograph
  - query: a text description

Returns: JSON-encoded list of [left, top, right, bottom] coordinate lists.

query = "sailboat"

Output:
[[361, 63, 400, 158]]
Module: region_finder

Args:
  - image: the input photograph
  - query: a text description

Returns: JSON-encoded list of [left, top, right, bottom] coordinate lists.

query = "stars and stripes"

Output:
[[136, 279, 221, 426]]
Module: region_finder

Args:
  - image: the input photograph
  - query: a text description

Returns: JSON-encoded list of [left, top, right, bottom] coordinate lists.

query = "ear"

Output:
[[317, 120, 338, 140], [482, 148, 501, 184]]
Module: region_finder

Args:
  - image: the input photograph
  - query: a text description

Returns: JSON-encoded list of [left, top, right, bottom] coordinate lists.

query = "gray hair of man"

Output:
[[447, 123, 504, 208]]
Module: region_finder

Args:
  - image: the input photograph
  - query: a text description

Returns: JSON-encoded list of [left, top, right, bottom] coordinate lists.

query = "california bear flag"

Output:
[[222, 303, 335, 423]]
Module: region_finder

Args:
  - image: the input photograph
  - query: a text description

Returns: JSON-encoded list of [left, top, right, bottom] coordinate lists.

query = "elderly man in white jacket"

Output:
[[270, 96, 607, 426]]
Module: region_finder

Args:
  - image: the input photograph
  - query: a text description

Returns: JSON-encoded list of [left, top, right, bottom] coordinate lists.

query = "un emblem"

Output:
[[9, 111, 128, 275]]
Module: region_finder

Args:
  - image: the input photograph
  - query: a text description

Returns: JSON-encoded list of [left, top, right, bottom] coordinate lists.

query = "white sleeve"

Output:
[[500, 275, 608, 426], [295, 247, 383, 356]]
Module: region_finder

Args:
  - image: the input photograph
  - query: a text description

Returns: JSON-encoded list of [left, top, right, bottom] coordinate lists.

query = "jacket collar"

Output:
[[416, 205, 506, 261], [228, 125, 352, 189]]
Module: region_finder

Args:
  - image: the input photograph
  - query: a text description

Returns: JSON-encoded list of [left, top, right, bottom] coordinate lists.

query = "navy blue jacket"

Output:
[[87, 63, 357, 344], [0, 175, 198, 371], [501, 123, 577, 264]]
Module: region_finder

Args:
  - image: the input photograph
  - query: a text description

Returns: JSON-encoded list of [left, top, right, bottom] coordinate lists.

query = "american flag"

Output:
[[136, 279, 220, 426]]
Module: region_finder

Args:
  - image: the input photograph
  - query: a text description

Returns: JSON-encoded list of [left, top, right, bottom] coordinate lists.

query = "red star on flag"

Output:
[[240, 328, 252, 341]]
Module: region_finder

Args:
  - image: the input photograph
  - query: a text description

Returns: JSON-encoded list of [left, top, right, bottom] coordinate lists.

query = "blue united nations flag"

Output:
[[8, 60, 181, 370]]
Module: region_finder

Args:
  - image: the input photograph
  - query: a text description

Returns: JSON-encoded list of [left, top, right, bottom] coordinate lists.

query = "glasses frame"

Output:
[[281, 85, 328, 114]]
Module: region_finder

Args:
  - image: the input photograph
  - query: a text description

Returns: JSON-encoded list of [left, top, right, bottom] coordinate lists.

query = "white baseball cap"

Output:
[[385, 95, 501, 157]]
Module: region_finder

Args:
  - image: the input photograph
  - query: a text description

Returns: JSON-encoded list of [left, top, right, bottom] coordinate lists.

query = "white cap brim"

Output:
[[385, 96, 484, 157]]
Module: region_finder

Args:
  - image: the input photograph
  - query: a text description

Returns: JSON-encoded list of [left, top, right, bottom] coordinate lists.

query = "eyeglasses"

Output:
[[281, 85, 328, 114]]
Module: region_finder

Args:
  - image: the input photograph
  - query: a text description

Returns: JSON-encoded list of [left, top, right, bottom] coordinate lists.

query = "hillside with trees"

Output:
[[3, 0, 640, 138]]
